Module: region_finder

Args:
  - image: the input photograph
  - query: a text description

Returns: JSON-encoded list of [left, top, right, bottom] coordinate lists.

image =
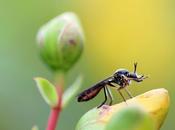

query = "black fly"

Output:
[[77, 63, 148, 108]]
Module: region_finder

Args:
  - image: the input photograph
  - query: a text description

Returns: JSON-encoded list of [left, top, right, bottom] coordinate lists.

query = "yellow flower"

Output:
[[76, 88, 169, 130]]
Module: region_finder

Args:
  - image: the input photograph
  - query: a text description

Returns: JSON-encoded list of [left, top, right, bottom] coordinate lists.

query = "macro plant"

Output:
[[33, 12, 170, 130], [34, 12, 84, 130]]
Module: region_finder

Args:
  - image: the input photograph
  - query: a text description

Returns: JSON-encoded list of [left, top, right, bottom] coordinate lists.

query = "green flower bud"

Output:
[[37, 12, 84, 72]]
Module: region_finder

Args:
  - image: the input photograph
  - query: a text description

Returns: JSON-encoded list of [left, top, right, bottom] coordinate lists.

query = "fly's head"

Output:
[[114, 63, 148, 87]]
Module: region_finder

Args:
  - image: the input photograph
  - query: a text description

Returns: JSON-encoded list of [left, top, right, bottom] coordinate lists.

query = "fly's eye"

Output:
[[123, 71, 129, 77], [125, 72, 129, 77], [114, 69, 130, 78]]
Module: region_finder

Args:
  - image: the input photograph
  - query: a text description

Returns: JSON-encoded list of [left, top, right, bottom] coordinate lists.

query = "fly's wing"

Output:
[[77, 76, 114, 102]]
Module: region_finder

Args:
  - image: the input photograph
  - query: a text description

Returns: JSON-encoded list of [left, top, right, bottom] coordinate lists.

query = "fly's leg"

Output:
[[97, 87, 107, 108], [117, 88, 128, 105], [124, 87, 133, 98], [106, 86, 113, 106]]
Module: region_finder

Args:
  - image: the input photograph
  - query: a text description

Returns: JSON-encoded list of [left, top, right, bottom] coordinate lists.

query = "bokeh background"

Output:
[[0, 0, 174, 130]]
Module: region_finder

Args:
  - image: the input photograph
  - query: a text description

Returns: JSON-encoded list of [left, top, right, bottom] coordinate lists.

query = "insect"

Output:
[[77, 63, 148, 108]]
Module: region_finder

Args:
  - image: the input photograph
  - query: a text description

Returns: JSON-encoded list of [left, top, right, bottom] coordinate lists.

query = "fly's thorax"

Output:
[[113, 69, 131, 87]]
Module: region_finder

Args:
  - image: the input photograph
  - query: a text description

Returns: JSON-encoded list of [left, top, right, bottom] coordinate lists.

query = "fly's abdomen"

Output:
[[77, 86, 103, 102]]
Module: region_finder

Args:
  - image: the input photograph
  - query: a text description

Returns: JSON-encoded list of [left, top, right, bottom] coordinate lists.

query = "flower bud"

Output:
[[37, 12, 84, 72]]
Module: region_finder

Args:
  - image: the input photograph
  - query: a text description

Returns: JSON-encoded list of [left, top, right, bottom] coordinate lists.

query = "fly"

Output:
[[77, 63, 148, 108]]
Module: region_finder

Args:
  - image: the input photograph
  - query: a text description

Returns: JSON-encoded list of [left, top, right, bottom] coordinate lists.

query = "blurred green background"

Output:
[[0, 0, 174, 130]]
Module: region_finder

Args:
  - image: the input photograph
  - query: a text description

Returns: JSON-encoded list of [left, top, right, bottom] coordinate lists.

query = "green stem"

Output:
[[54, 71, 65, 88], [46, 72, 64, 130]]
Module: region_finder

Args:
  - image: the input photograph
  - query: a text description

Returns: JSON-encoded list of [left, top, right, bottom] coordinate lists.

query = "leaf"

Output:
[[76, 88, 169, 130], [105, 106, 155, 130], [34, 77, 58, 108], [62, 76, 83, 108]]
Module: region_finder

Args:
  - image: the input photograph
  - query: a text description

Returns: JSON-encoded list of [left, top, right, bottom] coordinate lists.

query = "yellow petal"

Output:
[[98, 88, 169, 129]]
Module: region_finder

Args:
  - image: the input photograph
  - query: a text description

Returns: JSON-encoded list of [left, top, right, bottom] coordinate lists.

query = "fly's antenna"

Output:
[[134, 62, 137, 73]]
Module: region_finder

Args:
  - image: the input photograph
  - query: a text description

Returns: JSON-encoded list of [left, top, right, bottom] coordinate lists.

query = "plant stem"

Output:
[[46, 86, 63, 130]]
